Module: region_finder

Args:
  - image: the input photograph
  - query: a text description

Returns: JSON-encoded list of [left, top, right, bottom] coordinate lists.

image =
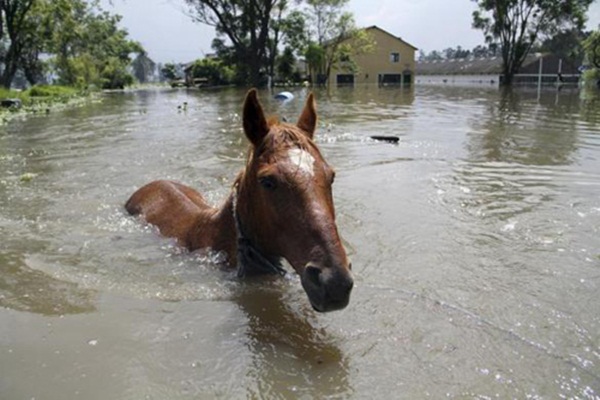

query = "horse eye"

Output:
[[259, 176, 277, 190]]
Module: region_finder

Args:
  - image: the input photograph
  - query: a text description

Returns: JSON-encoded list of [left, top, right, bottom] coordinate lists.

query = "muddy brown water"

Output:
[[1, 86, 599, 399]]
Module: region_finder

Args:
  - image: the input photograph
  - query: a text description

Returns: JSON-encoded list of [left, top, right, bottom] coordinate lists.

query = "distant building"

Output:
[[329, 25, 417, 87], [416, 54, 581, 86]]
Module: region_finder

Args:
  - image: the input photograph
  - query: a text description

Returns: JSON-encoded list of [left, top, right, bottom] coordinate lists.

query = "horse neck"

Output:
[[188, 189, 238, 263]]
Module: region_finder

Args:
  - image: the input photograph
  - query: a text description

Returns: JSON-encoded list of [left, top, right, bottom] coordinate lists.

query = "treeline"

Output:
[[419, 29, 591, 65], [418, 44, 500, 61], [181, 0, 372, 87], [0, 0, 143, 90], [180, 0, 600, 87], [4, 0, 599, 90], [1, 0, 370, 89]]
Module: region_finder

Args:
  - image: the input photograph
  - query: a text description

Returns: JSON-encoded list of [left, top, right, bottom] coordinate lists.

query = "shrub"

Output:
[[27, 85, 79, 97]]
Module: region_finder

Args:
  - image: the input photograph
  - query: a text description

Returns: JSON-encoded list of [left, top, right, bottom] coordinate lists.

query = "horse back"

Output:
[[125, 180, 212, 248]]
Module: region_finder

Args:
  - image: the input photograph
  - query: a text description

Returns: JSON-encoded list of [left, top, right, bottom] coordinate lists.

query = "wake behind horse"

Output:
[[126, 89, 353, 312]]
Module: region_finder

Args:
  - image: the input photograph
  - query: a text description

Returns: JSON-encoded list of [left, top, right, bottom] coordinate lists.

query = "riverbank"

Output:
[[0, 85, 100, 125]]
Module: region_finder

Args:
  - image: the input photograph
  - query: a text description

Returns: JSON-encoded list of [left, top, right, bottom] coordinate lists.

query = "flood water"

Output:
[[1, 85, 600, 399]]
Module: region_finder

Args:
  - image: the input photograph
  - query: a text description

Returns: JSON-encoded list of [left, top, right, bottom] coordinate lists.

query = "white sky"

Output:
[[100, 0, 600, 63]]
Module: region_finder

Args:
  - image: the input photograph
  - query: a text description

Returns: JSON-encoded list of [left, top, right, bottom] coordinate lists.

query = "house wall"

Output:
[[330, 27, 416, 86]]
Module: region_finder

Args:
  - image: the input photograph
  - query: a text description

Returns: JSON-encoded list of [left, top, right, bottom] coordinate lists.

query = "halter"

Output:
[[232, 186, 287, 278]]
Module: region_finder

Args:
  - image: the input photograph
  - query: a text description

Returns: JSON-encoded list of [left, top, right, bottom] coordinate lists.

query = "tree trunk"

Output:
[[1, 48, 20, 88]]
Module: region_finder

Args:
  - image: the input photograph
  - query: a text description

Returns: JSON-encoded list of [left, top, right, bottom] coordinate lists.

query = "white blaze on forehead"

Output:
[[287, 148, 315, 176]]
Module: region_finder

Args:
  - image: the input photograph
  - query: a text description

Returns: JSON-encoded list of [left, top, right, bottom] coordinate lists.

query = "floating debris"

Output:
[[370, 135, 400, 144], [19, 172, 38, 182], [274, 91, 294, 101]]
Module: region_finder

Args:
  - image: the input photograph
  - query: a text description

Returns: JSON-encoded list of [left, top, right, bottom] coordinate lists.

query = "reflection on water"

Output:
[[1, 86, 600, 398], [466, 88, 580, 165], [235, 281, 350, 399]]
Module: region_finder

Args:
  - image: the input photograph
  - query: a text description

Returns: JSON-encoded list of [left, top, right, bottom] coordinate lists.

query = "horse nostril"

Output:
[[305, 264, 322, 286], [343, 275, 354, 295]]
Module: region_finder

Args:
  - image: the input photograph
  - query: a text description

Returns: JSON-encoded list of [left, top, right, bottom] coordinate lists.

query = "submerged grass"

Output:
[[0, 85, 98, 124]]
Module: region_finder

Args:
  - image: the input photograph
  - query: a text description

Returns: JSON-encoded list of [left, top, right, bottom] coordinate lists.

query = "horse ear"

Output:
[[243, 88, 269, 146], [297, 92, 317, 139]]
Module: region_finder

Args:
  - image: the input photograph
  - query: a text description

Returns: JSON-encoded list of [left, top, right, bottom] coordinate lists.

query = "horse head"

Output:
[[236, 89, 354, 312]]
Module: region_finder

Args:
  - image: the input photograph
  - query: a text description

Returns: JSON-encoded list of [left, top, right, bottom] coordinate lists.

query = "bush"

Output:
[[582, 69, 600, 88], [100, 57, 134, 89], [27, 85, 79, 97], [190, 58, 234, 85], [0, 88, 31, 105]]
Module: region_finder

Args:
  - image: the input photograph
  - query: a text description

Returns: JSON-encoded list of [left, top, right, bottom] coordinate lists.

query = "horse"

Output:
[[125, 89, 353, 312]]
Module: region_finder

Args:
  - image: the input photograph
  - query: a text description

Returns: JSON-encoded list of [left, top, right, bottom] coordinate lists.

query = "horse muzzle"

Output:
[[300, 262, 354, 312]]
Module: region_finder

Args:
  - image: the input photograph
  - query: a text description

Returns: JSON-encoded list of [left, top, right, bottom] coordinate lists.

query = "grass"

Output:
[[0, 87, 31, 105], [0, 85, 94, 124], [28, 85, 81, 98]]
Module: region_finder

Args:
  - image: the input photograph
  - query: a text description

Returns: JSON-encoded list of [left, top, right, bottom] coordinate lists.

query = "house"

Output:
[[329, 25, 417, 86], [416, 53, 581, 86]]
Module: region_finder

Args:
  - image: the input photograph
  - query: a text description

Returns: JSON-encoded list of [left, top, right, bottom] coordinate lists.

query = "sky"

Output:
[[100, 0, 600, 64]]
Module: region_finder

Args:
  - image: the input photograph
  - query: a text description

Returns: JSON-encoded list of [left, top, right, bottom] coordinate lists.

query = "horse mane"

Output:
[[251, 117, 319, 161]]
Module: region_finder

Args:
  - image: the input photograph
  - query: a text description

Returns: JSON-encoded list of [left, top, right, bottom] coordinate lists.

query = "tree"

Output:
[[471, 44, 499, 58], [276, 46, 295, 82], [538, 28, 588, 70], [100, 56, 134, 89], [161, 63, 178, 81], [266, 7, 307, 84], [184, 0, 286, 86], [582, 29, 600, 87], [304, 0, 372, 86], [472, 0, 594, 85], [0, 0, 36, 88], [132, 51, 156, 83], [582, 30, 600, 68], [45, 1, 141, 88], [0, 0, 142, 89], [305, 42, 324, 83], [189, 57, 234, 85]]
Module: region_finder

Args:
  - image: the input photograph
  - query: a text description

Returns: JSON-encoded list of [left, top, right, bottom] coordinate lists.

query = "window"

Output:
[[390, 52, 400, 63]]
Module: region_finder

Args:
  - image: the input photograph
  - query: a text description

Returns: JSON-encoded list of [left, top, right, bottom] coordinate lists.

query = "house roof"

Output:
[[364, 25, 418, 50]]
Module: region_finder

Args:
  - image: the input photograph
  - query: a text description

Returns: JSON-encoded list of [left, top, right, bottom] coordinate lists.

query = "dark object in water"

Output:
[[1, 98, 22, 109], [370, 135, 399, 144]]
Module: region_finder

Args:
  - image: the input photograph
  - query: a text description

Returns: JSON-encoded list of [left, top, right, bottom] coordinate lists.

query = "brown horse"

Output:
[[125, 89, 353, 312]]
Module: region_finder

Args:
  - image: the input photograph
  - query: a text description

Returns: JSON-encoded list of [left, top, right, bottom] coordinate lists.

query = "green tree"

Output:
[[583, 30, 600, 69], [184, 0, 286, 86], [276, 46, 295, 82], [55, 7, 140, 88], [279, 10, 308, 56], [131, 51, 156, 83], [100, 56, 133, 89], [189, 57, 234, 85], [304, 0, 372, 86], [538, 28, 588, 70], [0, 0, 36, 88], [266, 4, 307, 84], [472, 0, 594, 85], [161, 63, 178, 81], [305, 42, 324, 83], [582, 29, 600, 87], [6, 0, 142, 89], [0, 0, 143, 89]]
